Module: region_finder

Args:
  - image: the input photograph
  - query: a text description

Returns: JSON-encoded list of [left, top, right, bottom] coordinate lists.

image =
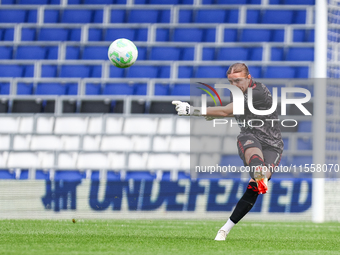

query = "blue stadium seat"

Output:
[[202, 48, 215, 60], [286, 47, 314, 61], [195, 66, 226, 78], [181, 47, 195, 60], [16, 46, 46, 60], [135, 29, 148, 41], [50, 0, 61, 3], [284, 0, 314, 4], [293, 29, 305, 42], [248, 66, 262, 78], [291, 156, 312, 165], [0, 83, 10, 94], [136, 47, 147, 60], [298, 121, 312, 132], [88, 29, 102, 41], [1, 0, 15, 3], [0, 65, 24, 77], [61, 10, 93, 23], [82, 46, 107, 60], [217, 47, 248, 61], [249, 47, 262, 60], [103, 83, 134, 95], [297, 138, 312, 150], [126, 171, 156, 180], [150, 47, 180, 61], [17, 83, 33, 95], [240, 29, 270, 42], [0, 83, 32, 95], [24, 65, 34, 77], [93, 10, 104, 23], [35, 170, 50, 180], [21, 28, 35, 41], [134, 84, 147, 95], [178, 66, 194, 78], [46, 46, 58, 60], [217, 0, 247, 3], [84, 0, 114, 3], [3, 28, 14, 41], [159, 66, 170, 78], [247, 10, 260, 23], [220, 155, 243, 166], [60, 65, 91, 78], [55, 170, 85, 181], [127, 66, 158, 78], [69, 29, 81, 41], [149, 0, 179, 3], [109, 66, 125, 78], [173, 28, 203, 42], [262, 10, 294, 24], [36, 83, 66, 95], [149, 0, 180, 4], [171, 84, 190, 96], [19, 170, 29, 180], [272, 30, 285, 42], [86, 83, 102, 95], [295, 67, 309, 78], [44, 10, 59, 23], [66, 84, 78, 95], [195, 10, 238, 23], [19, 0, 49, 3], [0, 170, 15, 179], [27, 10, 38, 23], [179, 10, 192, 23], [307, 30, 314, 42], [38, 28, 69, 41], [263, 66, 295, 78], [156, 29, 170, 41], [154, 84, 170, 95], [110, 10, 126, 23], [0, 10, 26, 23], [271, 47, 284, 61], [91, 66, 102, 78], [106, 171, 121, 181], [41, 65, 57, 77], [66, 46, 80, 60], [294, 10, 307, 24], [0, 46, 12, 59], [224, 29, 238, 42], [104, 28, 135, 42], [128, 10, 165, 23]]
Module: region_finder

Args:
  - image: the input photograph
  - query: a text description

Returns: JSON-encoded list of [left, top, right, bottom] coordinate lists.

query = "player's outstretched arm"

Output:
[[172, 101, 201, 116], [172, 101, 234, 118], [206, 102, 234, 117]]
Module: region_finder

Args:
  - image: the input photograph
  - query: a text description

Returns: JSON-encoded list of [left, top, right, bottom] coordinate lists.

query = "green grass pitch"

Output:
[[0, 220, 339, 255]]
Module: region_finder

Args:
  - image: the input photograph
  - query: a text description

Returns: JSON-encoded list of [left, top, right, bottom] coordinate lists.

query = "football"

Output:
[[108, 38, 138, 68]]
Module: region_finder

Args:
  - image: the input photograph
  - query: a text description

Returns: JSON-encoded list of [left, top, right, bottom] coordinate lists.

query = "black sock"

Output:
[[230, 182, 259, 224], [248, 154, 265, 179]]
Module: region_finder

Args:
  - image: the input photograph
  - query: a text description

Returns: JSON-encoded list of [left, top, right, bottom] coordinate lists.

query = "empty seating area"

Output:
[[0, 1, 326, 177]]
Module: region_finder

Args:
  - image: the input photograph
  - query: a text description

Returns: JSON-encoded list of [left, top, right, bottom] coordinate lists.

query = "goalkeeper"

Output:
[[172, 63, 284, 241]]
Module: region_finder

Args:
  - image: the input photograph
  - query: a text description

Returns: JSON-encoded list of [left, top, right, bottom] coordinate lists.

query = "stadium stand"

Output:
[[0, 1, 316, 179]]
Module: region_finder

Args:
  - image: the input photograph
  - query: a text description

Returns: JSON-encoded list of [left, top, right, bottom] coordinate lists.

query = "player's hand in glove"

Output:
[[172, 101, 202, 116]]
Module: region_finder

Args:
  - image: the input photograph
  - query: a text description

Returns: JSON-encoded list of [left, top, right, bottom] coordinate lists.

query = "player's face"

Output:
[[227, 72, 251, 93]]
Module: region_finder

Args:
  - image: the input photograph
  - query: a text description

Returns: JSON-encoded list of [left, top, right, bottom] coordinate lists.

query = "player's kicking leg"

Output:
[[215, 146, 271, 241]]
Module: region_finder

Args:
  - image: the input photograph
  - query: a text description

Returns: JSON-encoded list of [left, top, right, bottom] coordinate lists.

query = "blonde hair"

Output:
[[227, 63, 249, 76]]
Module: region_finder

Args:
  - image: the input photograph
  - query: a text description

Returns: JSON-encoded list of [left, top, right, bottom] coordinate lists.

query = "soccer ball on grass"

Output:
[[108, 38, 138, 68]]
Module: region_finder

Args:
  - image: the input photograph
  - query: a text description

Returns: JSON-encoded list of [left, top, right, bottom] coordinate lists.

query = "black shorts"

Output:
[[237, 133, 282, 170]]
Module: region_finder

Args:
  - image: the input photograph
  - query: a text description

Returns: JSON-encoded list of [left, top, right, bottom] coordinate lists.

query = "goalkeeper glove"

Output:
[[172, 101, 202, 116]]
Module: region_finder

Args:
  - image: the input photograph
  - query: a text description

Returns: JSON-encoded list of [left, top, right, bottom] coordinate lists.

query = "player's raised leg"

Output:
[[245, 148, 269, 194]]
